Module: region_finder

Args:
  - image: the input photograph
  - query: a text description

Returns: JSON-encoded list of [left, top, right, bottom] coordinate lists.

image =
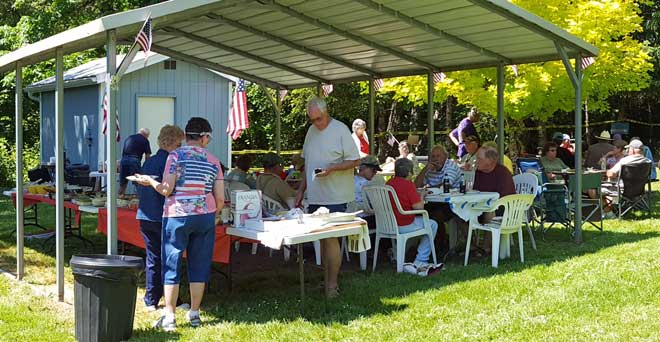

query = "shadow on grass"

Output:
[[1, 190, 659, 330]]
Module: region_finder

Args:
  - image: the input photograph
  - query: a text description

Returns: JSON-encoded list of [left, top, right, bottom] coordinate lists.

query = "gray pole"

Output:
[[55, 48, 65, 301], [497, 64, 505, 164], [276, 89, 281, 156], [427, 72, 435, 151], [106, 30, 118, 255], [15, 62, 24, 280], [369, 79, 375, 155], [574, 54, 583, 243]]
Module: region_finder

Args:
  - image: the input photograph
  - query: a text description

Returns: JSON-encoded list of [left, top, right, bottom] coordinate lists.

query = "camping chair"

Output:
[[568, 173, 603, 231], [604, 162, 652, 218], [516, 157, 548, 184], [513, 173, 539, 250], [464, 194, 535, 268], [363, 185, 437, 272]]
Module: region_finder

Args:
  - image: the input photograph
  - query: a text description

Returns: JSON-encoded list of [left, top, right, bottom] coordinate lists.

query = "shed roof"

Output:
[[26, 51, 237, 93], [0, 0, 598, 89]]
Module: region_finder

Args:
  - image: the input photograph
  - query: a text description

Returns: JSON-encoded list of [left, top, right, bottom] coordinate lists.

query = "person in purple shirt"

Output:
[[120, 128, 152, 195], [450, 108, 480, 158]]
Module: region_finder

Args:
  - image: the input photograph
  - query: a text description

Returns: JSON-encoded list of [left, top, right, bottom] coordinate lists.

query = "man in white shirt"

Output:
[[606, 139, 650, 180], [295, 96, 360, 298]]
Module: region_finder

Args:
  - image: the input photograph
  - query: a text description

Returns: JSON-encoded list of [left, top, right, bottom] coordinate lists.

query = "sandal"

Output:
[[325, 286, 340, 299]]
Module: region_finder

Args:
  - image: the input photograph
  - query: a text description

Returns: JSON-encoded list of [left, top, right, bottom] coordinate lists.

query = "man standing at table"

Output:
[[120, 128, 152, 195], [295, 96, 360, 298]]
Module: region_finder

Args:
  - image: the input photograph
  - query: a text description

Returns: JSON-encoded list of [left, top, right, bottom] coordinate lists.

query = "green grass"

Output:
[[0, 188, 659, 341]]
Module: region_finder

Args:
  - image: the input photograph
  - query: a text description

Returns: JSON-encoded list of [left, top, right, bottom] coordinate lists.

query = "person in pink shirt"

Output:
[[136, 117, 224, 331]]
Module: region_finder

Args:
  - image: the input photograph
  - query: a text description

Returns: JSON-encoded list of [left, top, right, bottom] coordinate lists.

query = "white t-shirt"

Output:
[[609, 153, 649, 177], [303, 119, 360, 205]]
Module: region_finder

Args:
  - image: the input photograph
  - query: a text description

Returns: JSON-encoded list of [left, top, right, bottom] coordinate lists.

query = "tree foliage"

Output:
[[378, 0, 653, 121]]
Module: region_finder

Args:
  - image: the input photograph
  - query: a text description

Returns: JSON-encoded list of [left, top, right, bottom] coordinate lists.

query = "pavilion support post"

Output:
[[316, 83, 322, 97], [106, 30, 118, 255], [55, 48, 65, 301], [369, 78, 375, 155], [497, 63, 505, 164], [15, 62, 24, 280], [276, 89, 281, 156], [555, 42, 583, 243], [427, 72, 435, 152]]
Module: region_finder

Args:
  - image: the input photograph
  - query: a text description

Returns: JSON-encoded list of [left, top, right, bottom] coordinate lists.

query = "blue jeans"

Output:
[[139, 220, 163, 306], [399, 216, 438, 263], [162, 214, 215, 285]]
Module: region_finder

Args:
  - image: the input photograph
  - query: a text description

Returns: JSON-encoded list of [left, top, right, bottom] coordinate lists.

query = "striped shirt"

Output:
[[424, 159, 462, 188], [163, 146, 223, 217]]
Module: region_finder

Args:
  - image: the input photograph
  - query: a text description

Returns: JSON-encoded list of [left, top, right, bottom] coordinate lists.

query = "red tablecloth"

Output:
[[97, 208, 231, 264], [12, 193, 81, 225]]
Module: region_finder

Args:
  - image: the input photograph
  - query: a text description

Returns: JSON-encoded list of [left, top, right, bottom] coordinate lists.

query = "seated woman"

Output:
[[386, 158, 438, 274], [540, 142, 568, 181], [601, 139, 627, 169], [458, 135, 479, 170]]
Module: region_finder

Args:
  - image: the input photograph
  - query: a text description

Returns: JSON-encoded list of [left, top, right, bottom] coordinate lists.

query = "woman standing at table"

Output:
[[136, 117, 224, 331], [136, 125, 185, 312]]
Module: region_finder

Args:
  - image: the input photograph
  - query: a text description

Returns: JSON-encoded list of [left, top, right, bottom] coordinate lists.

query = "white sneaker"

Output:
[[413, 260, 431, 270], [187, 310, 202, 328], [145, 305, 157, 312], [402, 263, 418, 275], [153, 315, 176, 332]]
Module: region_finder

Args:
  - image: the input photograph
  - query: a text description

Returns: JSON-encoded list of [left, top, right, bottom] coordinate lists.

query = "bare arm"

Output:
[[449, 133, 460, 147], [213, 180, 225, 213], [133, 171, 176, 197], [411, 200, 424, 210], [295, 174, 307, 207]]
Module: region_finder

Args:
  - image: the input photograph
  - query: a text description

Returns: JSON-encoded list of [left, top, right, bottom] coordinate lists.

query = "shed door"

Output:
[[137, 97, 175, 154]]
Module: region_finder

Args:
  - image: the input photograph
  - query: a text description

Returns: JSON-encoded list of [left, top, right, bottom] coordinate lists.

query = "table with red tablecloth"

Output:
[[97, 208, 232, 264], [10, 192, 82, 231]]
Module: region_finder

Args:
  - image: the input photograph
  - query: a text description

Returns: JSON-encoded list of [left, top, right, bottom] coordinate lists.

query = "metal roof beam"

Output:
[[204, 13, 378, 78], [160, 27, 328, 84], [151, 44, 286, 89], [353, 0, 511, 64], [263, 0, 438, 71]]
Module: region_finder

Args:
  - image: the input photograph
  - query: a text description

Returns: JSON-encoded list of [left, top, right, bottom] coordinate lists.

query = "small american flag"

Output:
[[278, 89, 288, 102], [373, 79, 384, 92], [322, 84, 333, 97], [386, 132, 397, 147], [581, 57, 595, 70], [432, 72, 446, 85], [227, 79, 249, 140], [510, 65, 518, 76], [102, 93, 120, 142], [136, 18, 152, 53]]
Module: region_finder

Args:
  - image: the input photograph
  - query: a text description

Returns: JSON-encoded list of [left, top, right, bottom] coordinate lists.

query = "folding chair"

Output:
[[605, 162, 652, 218], [568, 173, 603, 231]]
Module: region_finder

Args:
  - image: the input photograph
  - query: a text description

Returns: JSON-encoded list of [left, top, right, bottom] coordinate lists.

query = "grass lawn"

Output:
[[0, 187, 659, 341]]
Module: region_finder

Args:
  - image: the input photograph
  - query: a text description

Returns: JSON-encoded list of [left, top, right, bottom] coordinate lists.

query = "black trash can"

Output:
[[71, 254, 144, 342]]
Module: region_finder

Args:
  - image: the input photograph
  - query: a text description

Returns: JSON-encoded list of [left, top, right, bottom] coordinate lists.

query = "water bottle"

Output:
[[443, 176, 450, 193]]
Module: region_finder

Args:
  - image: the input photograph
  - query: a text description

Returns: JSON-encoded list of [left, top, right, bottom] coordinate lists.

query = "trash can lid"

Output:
[[70, 254, 144, 270]]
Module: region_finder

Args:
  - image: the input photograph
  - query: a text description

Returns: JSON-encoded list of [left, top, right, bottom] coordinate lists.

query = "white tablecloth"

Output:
[[425, 190, 500, 222]]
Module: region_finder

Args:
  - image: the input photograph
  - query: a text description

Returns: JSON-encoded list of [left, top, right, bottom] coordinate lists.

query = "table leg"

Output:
[[298, 243, 305, 315]]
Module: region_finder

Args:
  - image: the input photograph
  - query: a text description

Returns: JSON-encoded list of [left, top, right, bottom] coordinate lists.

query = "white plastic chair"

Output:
[[363, 185, 437, 272], [464, 194, 535, 268], [513, 173, 539, 250]]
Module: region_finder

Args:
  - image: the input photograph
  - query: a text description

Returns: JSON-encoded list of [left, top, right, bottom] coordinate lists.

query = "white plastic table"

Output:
[[425, 190, 500, 222], [227, 221, 366, 314]]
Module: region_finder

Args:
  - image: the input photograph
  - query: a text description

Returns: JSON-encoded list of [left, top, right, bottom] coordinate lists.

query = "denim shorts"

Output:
[[162, 213, 215, 285]]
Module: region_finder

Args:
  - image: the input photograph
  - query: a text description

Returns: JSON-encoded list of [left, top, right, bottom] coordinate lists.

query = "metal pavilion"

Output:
[[0, 0, 598, 300]]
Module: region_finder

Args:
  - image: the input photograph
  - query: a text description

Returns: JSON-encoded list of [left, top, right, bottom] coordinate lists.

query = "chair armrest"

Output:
[[471, 205, 497, 212], [399, 209, 428, 218]]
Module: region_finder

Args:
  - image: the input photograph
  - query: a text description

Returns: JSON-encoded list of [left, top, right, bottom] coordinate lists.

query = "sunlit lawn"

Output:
[[0, 186, 659, 341]]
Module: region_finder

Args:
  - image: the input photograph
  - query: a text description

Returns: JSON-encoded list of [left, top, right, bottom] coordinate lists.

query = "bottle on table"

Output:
[[459, 174, 466, 194], [443, 176, 450, 193]]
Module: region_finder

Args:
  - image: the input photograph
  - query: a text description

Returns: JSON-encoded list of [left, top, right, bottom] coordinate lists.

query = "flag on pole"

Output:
[[278, 89, 288, 102], [135, 17, 152, 65], [373, 78, 384, 92], [432, 72, 446, 85], [386, 132, 398, 147], [102, 93, 120, 142], [227, 79, 249, 140], [321, 84, 333, 97], [510, 65, 518, 76], [581, 57, 595, 70]]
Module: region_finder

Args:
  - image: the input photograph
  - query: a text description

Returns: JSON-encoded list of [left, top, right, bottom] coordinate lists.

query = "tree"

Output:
[[378, 0, 653, 121]]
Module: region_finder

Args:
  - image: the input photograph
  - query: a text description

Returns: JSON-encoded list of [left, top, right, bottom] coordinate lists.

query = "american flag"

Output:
[[510, 65, 518, 76], [373, 78, 384, 92], [102, 93, 120, 142], [278, 89, 288, 102], [227, 79, 249, 140], [386, 132, 397, 147], [321, 84, 333, 97], [432, 72, 446, 85], [136, 18, 152, 53], [581, 57, 595, 70]]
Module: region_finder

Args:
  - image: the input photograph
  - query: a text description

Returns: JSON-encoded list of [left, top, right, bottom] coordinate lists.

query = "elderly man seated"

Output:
[[414, 144, 461, 251], [353, 155, 382, 209], [226, 155, 256, 189], [387, 158, 438, 274], [256, 153, 296, 209], [606, 139, 650, 180]]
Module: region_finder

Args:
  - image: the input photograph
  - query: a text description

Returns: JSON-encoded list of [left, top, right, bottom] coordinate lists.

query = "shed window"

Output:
[[164, 60, 176, 70]]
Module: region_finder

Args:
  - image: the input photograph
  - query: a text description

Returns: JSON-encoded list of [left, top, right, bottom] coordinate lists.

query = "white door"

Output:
[[137, 97, 175, 155]]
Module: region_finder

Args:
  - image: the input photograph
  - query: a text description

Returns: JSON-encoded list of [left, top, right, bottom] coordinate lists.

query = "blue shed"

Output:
[[27, 52, 235, 170]]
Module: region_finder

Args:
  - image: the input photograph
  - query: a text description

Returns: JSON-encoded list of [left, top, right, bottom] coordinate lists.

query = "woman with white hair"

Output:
[[351, 118, 370, 158]]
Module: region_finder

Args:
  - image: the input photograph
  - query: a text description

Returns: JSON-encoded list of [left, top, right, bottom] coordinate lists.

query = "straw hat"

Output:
[[596, 130, 612, 141]]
